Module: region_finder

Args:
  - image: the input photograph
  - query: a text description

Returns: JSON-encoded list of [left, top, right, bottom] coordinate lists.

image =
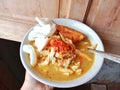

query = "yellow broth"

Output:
[[29, 38, 95, 81]]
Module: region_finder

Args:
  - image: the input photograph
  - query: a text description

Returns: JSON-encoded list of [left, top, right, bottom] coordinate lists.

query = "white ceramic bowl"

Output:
[[20, 18, 104, 88]]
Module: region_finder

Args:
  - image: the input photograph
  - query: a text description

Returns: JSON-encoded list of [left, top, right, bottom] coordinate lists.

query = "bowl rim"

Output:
[[20, 18, 104, 88]]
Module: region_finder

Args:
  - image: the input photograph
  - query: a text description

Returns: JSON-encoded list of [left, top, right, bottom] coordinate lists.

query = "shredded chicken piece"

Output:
[[59, 67, 73, 75], [76, 49, 92, 61], [59, 32, 73, 44], [88, 44, 98, 50]]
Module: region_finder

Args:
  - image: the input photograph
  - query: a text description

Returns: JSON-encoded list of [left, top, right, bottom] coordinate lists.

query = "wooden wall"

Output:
[[0, 0, 120, 54], [86, 0, 120, 54], [0, 0, 59, 41]]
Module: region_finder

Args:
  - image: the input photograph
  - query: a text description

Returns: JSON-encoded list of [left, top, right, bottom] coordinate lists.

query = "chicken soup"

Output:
[[23, 25, 95, 81]]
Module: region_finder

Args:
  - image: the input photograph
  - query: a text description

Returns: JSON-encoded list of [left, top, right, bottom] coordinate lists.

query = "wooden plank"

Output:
[[0, 0, 59, 19], [0, 0, 59, 41], [86, 0, 120, 43], [103, 40, 120, 54], [0, 19, 35, 42], [59, 0, 89, 22]]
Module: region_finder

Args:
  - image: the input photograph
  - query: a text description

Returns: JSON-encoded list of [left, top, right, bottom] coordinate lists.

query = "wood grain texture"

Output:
[[0, 0, 59, 41], [0, 0, 59, 19], [0, 19, 35, 41], [86, 0, 120, 43], [59, 0, 89, 21]]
